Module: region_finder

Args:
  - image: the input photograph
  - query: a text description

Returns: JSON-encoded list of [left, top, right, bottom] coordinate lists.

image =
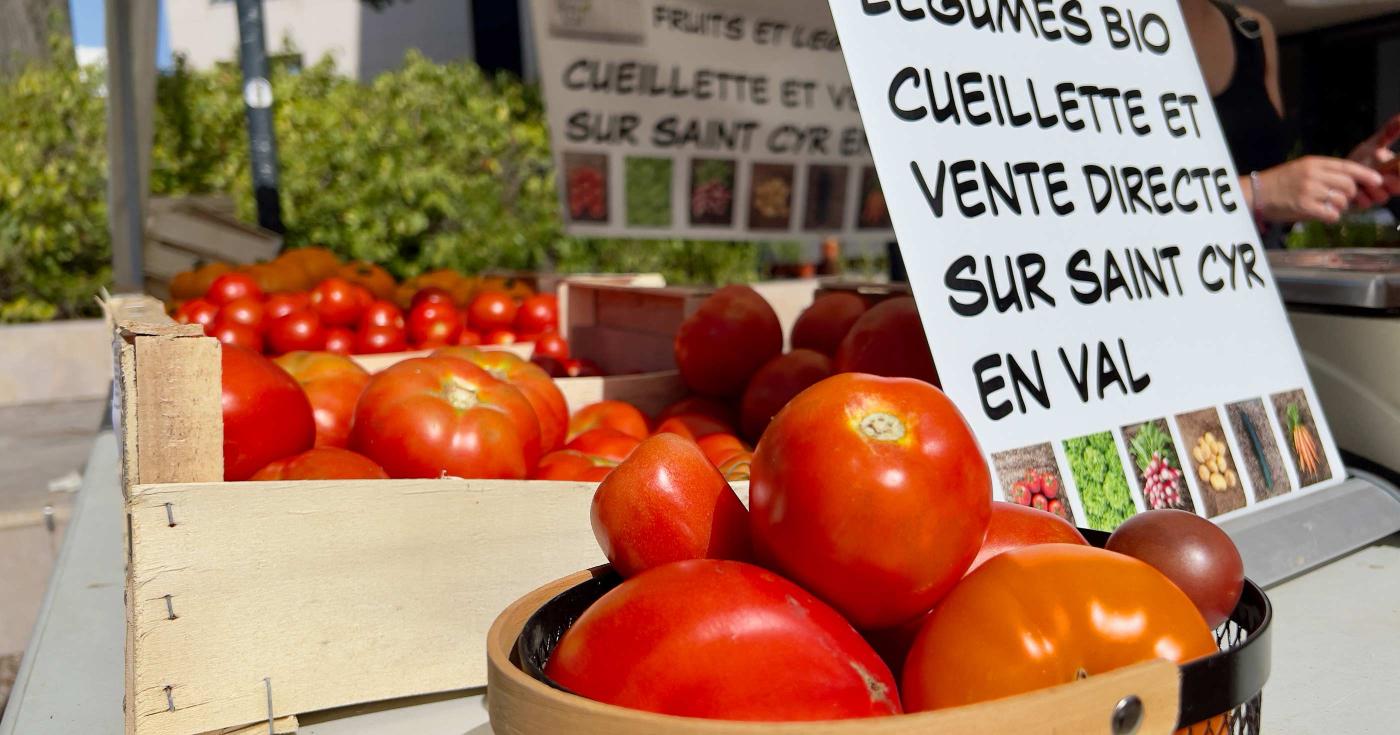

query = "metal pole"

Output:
[[234, 0, 285, 234], [105, 0, 146, 291]]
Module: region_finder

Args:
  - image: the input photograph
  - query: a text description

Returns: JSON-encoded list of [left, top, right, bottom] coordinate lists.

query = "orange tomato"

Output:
[[568, 400, 649, 442], [274, 352, 370, 449], [902, 544, 1218, 714], [337, 261, 397, 301]]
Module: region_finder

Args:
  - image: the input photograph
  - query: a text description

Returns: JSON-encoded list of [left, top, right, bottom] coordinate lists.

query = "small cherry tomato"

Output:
[[324, 327, 355, 355], [485, 329, 517, 345], [410, 287, 455, 309], [514, 294, 559, 334], [175, 298, 220, 329], [456, 328, 482, 347], [407, 300, 463, 347], [265, 311, 328, 355], [310, 277, 365, 328], [214, 296, 265, 332], [209, 322, 263, 353], [206, 272, 262, 306], [264, 292, 311, 321], [563, 358, 603, 377], [468, 290, 518, 333], [355, 325, 408, 354], [532, 330, 570, 361], [358, 299, 404, 330]]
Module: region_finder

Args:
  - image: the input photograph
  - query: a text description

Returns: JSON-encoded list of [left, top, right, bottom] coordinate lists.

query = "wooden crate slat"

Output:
[[125, 478, 603, 735], [146, 205, 282, 265]]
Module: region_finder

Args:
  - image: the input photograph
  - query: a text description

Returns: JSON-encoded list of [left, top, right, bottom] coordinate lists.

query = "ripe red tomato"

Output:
[[562, 358, 602, 377], [350, 357, 541, 478], [250, 447, 388, 480], [407, 301, 463, 347], [514, 294, 559, 334], [834, 297, 939, 386], [265, 311, 327, 355], [967, 501, 1088, 573], [209, 322, 263, 353], [410, 287, 455, 309], [674, 285, 782, 397], [433, 346, 568, 452], [355, 325, 408, 355], [174, 298, 220, 329], [531, 330, 570, 361], [456, 328, 482, 347], [792, 293, 867, 357], [350, 284, 375, 311], [264, 292, 310, 321], [358, 300, 404, 330], [214, 296, 265, 332], [739, 349, 833, 442], [546, 560, 901, 720], [274, 351, 370, 448], [221, 345, 315, 480], [657, 396, 738, 430], [749, 373, 991, 630], [902, 545, 1216, 714], [697, 433, 749, 468], [567, 427, 642, 464], [468, 290, 519, 333], [592, 433, 749, 577], [1106, 509, 1244, 629], [310, 277, 365, 328], [530, 355, 565, 377], [569, 400, 648, 442], [324, 327, 355, 355], [532, 450, 613, 481], [653, 413, 729, 441], [485, 329, 517, 345], [206, 272, 262, 306]]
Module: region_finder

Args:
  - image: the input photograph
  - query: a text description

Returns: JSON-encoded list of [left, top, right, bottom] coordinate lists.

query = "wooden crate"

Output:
[[815, 280, 912, 306], [108, 303, 690, 735], [143, 198, 282, 302], [479, 270, 666, 294]]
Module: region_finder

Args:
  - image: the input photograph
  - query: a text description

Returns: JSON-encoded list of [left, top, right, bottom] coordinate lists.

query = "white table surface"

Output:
[[4, 431, 1398, 734]]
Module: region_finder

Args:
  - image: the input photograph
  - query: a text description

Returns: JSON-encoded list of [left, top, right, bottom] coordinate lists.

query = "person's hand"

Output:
[[1347, 113, 1400, 208], [1256, 156, 1385, 224]]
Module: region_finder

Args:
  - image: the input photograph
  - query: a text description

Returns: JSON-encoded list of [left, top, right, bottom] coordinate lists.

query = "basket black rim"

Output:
[[516, 542, 1272, 726]]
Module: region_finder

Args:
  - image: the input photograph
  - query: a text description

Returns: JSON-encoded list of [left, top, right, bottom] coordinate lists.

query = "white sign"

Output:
[[827, 0, 1343, 530], [527, 0, 895, 242]]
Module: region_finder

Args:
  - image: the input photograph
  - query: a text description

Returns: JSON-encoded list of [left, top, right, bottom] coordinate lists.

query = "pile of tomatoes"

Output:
[[545, 372, 1246, 725], [174, 269, 568, 359]]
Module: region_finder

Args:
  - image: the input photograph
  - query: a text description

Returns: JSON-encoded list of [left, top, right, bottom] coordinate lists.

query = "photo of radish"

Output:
[[1122, 419, 1195, 513]]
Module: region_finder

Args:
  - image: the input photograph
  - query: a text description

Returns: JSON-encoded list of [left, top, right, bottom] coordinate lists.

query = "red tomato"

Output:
[[265, 311, 327, 355], [749, 373, 991, 629], [903, 545, 1216, 714], [214, 296, 265, 332], [433, 346, 568, 452], [410, 287, 455, 309], [350, 357, 541, 478], [355, 325, 408, 355], [834, 297, 939, 386], [697, 433, 749, 468], [206, 272, 262, 306], [264, 292, 310, 321], [531, 355, 565, 377], [407, 301, 463, 347], [569, 400, 648, 442], [674, 285, 782, 397], [546, 560, 901, 720], [221, 345, 315, 480], [485, 329, 517, 346], [456, 328, 482, 347], [514, 294, 559, 334], [792, 293, 868, 357], [563, 358, 603, 377], [274, 351, 370, 449], [174, 298, 219, 330], [531, 330, 570, 361], [250, 447, 388, 481], [658, 396, 738, 430], [592, 434, 749, 577], [358, 300, 404, 330], [567, 427, 642, 464], [967, 501, 1088, 573], [324, 327, 355, 355], [468, 290, 519, 333], [350, 284, 375, 311], [739, 349, 833, 442], [653, 413, 729, 440], [209, 322, 263, 353], [532, 450, 614, 481], [1106, 509, 1245, 629], [310, 277, 365, 328]]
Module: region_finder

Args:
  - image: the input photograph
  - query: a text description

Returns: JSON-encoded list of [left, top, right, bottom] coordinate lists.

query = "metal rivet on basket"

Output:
[[1111, 695, 1144, 735]]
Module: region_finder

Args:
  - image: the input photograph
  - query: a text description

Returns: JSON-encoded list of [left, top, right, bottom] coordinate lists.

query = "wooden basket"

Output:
[[485, 570, 1184, 734]]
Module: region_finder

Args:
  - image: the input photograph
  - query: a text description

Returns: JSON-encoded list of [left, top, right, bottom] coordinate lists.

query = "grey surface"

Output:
[[1269, 249, 1400, 310], [0, 433, 124, 735], [1221, 471, 1400, 587], [6, 435, 1399, 734]]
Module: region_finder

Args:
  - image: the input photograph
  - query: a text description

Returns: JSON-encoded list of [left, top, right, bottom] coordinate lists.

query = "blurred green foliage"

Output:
[[1, 40, 764, 323]]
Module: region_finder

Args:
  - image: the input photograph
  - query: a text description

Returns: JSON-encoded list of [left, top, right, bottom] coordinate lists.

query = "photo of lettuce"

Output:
[[1064, 431, 1137, 531]]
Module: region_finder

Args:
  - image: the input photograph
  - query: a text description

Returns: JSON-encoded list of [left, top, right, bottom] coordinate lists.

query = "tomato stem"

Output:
[[440, 375, 480, 411], [859, 412, 906, 442]]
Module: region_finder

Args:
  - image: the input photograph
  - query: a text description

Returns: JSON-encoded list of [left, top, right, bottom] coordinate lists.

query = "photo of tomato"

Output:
[[750, 373, 992, 630], [565, 155, 609, 223], [221, 344, 315, 481], [350, 357, 541, 479]]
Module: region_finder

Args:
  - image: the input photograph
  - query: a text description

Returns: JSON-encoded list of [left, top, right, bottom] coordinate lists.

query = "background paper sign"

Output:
[[528, 0, 895, 243], [826, 0, 1344, 530]]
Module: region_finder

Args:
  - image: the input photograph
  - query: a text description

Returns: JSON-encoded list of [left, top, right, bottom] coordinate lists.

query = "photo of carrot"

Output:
[[1288, 404, 1319, 476], [1271, 390, 1333, 487]]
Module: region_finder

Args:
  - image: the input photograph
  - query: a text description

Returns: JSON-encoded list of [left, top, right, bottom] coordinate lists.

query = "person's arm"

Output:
[[1239, 7, 1284, 116]]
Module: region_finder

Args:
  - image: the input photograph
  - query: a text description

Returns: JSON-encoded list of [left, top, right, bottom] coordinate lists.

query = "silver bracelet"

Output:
[[1249, 171, 1263, 221]]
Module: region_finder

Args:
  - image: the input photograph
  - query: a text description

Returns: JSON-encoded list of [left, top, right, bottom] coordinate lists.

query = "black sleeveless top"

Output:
[[1210, 2, 1291, 175]]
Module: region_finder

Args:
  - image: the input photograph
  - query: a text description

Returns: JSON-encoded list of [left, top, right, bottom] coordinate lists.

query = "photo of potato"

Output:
[[1174, 408, 1246, 518], [748, 163, 795, 231]]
